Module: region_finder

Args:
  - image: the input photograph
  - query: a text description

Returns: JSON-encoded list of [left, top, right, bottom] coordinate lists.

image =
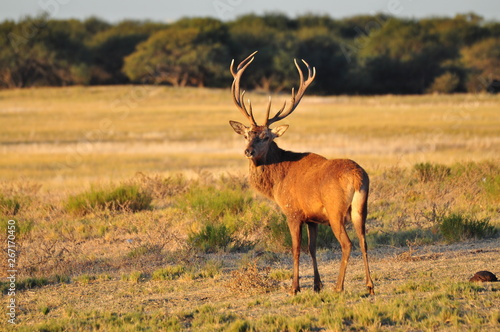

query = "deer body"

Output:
[[229, 52, 374, 295]]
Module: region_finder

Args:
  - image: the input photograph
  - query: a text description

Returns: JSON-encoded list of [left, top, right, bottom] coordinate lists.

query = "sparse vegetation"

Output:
[[0, 88, 498, 330], [0, 194, 21, 216], [439, 213, 497, 243], [65, 183, 153, 215], [152, 265, 186, 281]]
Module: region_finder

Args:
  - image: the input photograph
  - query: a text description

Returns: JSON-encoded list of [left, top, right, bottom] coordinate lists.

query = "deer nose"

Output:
[[244, 148, 255, 158]]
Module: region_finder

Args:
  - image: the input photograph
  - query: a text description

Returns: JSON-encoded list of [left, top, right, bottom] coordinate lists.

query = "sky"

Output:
[[1, 0, 499, 23]]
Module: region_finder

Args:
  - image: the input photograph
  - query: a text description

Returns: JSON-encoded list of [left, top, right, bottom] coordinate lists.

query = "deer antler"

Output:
[[231, 52, 316, 127], [265, 59, 316, 126], [230, 51, 258, 126]]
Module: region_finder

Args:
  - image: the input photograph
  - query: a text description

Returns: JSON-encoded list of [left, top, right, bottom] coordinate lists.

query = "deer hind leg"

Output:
[[352, 190, 375, 295], [287, 218, 303, 295], [328, 209, 352, 293], [306, 222, 323, 292]]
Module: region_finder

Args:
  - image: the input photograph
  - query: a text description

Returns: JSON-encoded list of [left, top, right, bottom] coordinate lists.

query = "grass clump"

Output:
[[0, 194, 21, 215], [178, 184, 251, 220], [367, 228, 441, 248], [65, 184, 152, 215], [188, 223, 234, 253], [413, 162, 451, 183], [439, 213, 497, 243], [1, 277, 49, 294], [152, 265, 186, 281], [121, 271, 146, 283]]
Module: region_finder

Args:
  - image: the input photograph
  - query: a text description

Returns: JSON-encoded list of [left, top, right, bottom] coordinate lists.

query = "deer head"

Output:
[[229, 51, 316, 165]]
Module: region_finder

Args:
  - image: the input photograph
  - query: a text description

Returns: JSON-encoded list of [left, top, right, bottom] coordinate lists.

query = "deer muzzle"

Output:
[[244, 147, 255, 158]]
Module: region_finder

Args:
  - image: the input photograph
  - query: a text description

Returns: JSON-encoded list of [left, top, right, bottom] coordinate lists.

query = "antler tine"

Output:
[[230, 51, 258, 126], [266, 58, 316, 126]]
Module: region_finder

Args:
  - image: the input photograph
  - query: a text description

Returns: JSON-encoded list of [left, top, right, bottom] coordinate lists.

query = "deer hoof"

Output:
[[313, 282, 323, 293]]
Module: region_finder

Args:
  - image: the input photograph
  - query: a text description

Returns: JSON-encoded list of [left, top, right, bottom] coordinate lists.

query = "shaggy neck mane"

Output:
[[248, 142, 308, 199]]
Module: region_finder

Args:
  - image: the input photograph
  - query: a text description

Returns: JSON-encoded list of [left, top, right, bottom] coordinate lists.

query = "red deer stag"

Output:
[[229, 51, 374, 295]]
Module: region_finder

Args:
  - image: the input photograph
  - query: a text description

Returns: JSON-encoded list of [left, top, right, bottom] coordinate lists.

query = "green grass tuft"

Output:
[[188, 223, 234, 253], [65, 184, 152, 215], [439, 213, 497, 243], [0, 194, 21, 215], [152, 265, 186, 281]]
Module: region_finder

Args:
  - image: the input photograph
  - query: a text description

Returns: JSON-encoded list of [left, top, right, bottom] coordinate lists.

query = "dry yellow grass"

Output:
[[1, 86, 499, 330], [1, 86, 499, 190]]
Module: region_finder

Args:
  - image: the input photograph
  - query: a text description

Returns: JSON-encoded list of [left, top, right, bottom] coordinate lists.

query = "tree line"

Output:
[[1, 12, 499, 94]]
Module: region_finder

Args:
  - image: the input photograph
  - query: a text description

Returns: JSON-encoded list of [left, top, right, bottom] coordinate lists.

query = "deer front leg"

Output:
[[307, 222, 323, 292], [287, 219, 303, 295]]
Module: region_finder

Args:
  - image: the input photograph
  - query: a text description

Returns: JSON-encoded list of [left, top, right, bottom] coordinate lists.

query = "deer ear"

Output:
[[271, 125, 289, 138], [229, 121, 248, 135]]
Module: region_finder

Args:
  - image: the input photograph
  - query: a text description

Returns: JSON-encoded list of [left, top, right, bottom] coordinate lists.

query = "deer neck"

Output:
[[248, 142, 305, 200]]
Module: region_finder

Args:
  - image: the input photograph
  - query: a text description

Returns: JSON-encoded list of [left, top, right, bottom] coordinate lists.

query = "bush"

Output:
[[178, 185, 251, 220], [413, 163, 451, 183], [439, 214, 497, 243], [427, 72, 460, 94], [188, 223, 234, 253], [65, 184, 152, 215]]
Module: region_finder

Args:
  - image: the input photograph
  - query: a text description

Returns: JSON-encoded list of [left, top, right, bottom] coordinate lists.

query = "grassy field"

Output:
[[1, 86, 499, 331]]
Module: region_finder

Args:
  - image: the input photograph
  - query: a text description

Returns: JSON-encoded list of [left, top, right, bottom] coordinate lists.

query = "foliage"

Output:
[[1, 13, 499, 93], [65, 184, 153, 215], [439, 213, 497, 243], [188, 223, 234, 253], [123, 18, 230, 87], [461, 37, 500, 92], [413, 162, 451, 183], [427, 72, 461, 93]]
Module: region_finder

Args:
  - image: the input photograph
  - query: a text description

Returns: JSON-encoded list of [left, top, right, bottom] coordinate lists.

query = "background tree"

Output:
[[88, 20, 165, 84], [228, 14, 299, 92], [123, 18, 230, 87], [0, 15, 91, 87], [356, 18, 452, 94], [0, 12, 497, 94], [461, 37, 500, 92]]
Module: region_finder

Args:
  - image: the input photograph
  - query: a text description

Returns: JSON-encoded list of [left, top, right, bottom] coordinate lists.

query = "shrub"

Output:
[[427, 72, 460, 94], [178, 185, 251, 220], [188, 223, 233, 253], [439, 213, 497, 243], [65, 184, 152, 215], [413, 162, 451, 183]]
